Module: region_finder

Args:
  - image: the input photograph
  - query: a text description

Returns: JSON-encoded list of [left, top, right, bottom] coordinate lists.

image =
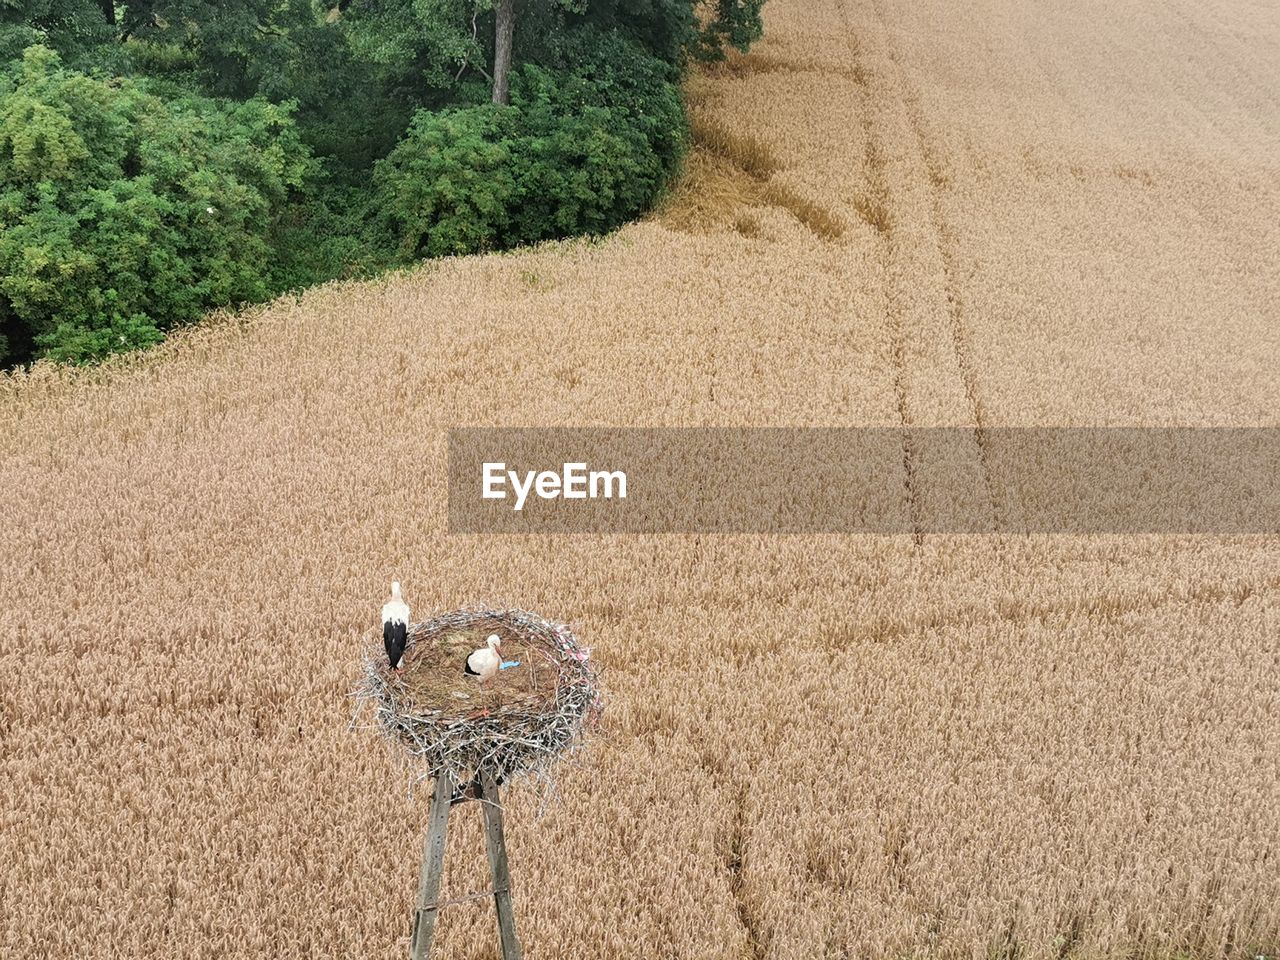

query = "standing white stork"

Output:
[[381, 581, 410, 670], [464, 634, 503, 684]]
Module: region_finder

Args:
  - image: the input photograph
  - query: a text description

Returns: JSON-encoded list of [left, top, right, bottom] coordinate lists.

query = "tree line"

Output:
[[0, 1, 765, 365]]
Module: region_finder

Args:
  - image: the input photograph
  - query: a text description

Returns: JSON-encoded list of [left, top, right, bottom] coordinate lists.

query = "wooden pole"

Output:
[[479, 769, 522, 960], [409, 771, 454, 960]]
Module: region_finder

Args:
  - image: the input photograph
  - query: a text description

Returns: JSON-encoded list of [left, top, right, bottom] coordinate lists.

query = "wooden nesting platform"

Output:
[[356, 606, 600, 960]]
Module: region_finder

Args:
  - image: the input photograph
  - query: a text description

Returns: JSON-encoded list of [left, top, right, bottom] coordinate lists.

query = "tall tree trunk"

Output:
[[100, 0, 117, 26], [492, 0, 516, 105]]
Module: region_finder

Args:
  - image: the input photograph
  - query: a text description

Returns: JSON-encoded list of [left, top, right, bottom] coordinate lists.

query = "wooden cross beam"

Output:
[[409, 770, 523, 960]]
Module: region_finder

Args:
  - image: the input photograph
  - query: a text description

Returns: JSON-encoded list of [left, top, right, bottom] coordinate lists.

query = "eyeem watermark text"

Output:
[[450, 427, 1280, 533], [482, 462, 627, 511]]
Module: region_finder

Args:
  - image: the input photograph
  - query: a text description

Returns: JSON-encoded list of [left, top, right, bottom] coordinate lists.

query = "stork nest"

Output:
[[354, 607, 602, 793]]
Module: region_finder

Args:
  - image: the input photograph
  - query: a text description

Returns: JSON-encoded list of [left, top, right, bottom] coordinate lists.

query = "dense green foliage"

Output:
[[376, 33, 685, 257], [0, 46, 311, 362], [0, 1, 118, 68], [0, 0, 767, 365], [695, 0, 766, 60]]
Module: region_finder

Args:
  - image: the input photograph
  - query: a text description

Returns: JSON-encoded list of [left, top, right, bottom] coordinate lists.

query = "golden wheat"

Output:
[[2, 0, 1279, 958]]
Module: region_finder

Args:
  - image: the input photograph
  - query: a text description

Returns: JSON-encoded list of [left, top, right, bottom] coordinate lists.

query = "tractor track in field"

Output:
[[835, 0, 924, 546]]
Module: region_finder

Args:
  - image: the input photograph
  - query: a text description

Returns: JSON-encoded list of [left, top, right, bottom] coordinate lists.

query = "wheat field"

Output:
[[2, 0, 1279, 957]]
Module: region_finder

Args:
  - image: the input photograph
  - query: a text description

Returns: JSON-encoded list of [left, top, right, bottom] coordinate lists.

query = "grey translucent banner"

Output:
[[447, 427, 1280, 534]]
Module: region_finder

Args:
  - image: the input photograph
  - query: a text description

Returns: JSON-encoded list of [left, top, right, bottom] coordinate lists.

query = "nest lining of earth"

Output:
[[355, 607, 601, 791]]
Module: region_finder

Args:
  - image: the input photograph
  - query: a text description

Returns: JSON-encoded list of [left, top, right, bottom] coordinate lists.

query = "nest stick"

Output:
[[353, 606, 602, 795]]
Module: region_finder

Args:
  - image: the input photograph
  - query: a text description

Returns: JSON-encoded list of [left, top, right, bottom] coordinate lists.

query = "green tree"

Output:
[[119, 0, 305, 96], [0, 0, 118, 66], [374, 32, 685, 258], [340, 0, 619, 105], [694, 0, 766, 60], [0, 45, 313, 364], [337, 0, 483, 105], [373, 104, 516, 257]]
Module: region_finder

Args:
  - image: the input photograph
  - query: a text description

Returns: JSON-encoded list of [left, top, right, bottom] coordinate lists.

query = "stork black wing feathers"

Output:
[[383, 620, 407, 669]]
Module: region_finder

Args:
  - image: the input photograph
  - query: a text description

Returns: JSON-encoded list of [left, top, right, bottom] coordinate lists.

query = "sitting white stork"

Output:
[[464, 634, 503, 684], [381, 581, 410, 670]]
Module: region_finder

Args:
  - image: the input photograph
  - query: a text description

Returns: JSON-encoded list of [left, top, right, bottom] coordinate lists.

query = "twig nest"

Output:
[[356, 607, 602, 791]]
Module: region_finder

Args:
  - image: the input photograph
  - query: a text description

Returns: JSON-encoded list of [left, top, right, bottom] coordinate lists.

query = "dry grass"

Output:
[[662, 110, 846, 238], [2, 0, 1280, 958], [657, 147, 764, 232]]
